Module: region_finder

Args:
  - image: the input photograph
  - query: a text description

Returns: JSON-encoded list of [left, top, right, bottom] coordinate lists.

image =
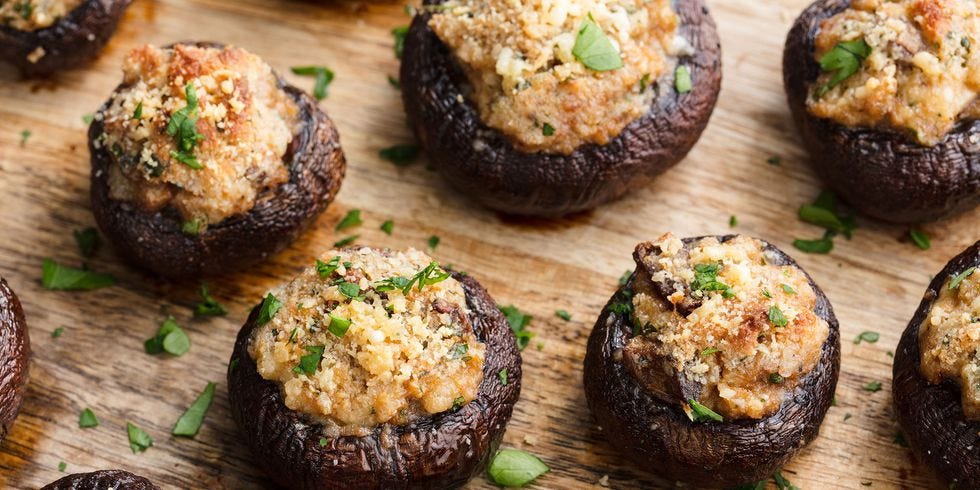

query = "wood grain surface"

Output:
[[0, 0, 977, 488]]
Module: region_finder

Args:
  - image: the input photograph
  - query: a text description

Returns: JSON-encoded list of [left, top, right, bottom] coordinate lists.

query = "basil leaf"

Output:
[[172, 382, 216, 437], [572, 15, 623, 71], [41, 259, 115, 291], [79, 408, 99, 428], [126, 422, 153, 453], [487, 449, 549, 487]]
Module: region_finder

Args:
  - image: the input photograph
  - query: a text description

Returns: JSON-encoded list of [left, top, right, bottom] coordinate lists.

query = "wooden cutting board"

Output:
[[0, 0, 976, 488]]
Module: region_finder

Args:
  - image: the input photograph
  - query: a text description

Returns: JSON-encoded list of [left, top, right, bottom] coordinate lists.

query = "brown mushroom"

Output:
[[0, 277, 30, 443], [41, 470, 159, 490]]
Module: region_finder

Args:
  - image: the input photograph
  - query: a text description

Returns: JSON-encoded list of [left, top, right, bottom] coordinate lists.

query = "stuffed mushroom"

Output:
[[0, 277, 30, 443], [41, 470, 159, 490], [89, 42, 346, 279], [784, 0, 980, 223], [400, 0, 721, 216], [893, 240, 980, 489], [227, 247, 521, 488], [0, 0, 132, 76], [583, 234, 840, 487]]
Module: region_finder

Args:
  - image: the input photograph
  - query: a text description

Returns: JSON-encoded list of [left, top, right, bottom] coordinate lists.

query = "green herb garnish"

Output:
[[132, 101, 143, 120], [687, 399, 723, 422], [335, 209, 362, 231], [317, 256, 342, 278], [293, 345, 325, 376], [729, 215, 737, 227], [58, 461, 66, 472], [257, 293, 282, 326], [319, 437, 329, 447], [427, 236, 440, 251], [166, 83, 205, 169], [500, 305, 534, 350], [701, 347, 719, 356], [555, 310, 571, 321], [949, 267, 976, 290], [13, 2, 32, 20], [542, 123, 555, 136], [781, 283, 796, 294], [817, 39, 871, 96], [74, 227, 100, 257], [498, 368, 508, 385], [333, 235, 359, 247], [144, 316, 191, 356], [387, 75, 400, 89], [327, 314, 351, 337], [854, 331, 880, 345], [572, 14, 623, 71], [618, 270, 631, 287], [79, 408, 99, 428], [19, 129, 30, 146], [194, 284, 227, 317], [41, 259, 115, 291], [126, 422, 153, 453], [768, 373, 785, 384], [793, 237, 834, 254], [909, 229, 931, 250], [674, 65, 692, 93], [487, 449, 550, 487], [449, 343, 470, 360], [400, 262, 451, 294], [864, 380, 882, 392], [767, 156, 782, 166], [52, 327, 64, 338], [172, 382, 216, 437], [773, 470, 801, 490], [82, 114, 94, 124], [380, 219, 395, 235], [338, 281, 364, 300], [768, 305, 788, 327], [379, 144, 420, 166], [291, 66, 335, 100], [181, 217, 205, 236], [392, 26, 409, 58], [691, 263, 734, 298]]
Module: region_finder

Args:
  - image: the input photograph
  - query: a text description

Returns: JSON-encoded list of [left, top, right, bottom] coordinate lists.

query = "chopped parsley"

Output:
[[449, 343, 470, 360], [687, 399, 723, 422], [293, 345, 325, 376], [618, 270, 632, 287], [19, 129, 30, 146], [864, 380, 882, 392], [427, 235, 440, 250], [194, 284, 227, 317], [327, 314, 351, 337], [166, 83, 205, 169], [555, 310, 572, 321], [768, 305, 788, 327], [126, 422, 153, 453], [451, 396, 465, 410], [701, 347, 719, 356], [79, 408, 99, 428], [854, 331, 880, 345], [773, 470, 801, 490], [781, 283, 797, 294], [335, 209, 362, 231], [768, 373, 785, 384], [949, 267, 976, 290], [542, 123, 555, 136], [767, 155, 782, 166], [893, 431, 909, 447], [674, 65, 692, 93], [172, 382, 216, 437], [181, 218, 204, 236], [41, 259, 115, 291], [909, 229, 930, 250], [392, 26, 409, 58], [729, 215, 737, 228], [817, 38, 872, 96], [12, 1, 32, 20], [379, 144, 420, 166], [691, 263, 734, 298], [316, 256, 342, 278], [256, 293, 282, 326], [487, 449, 550, 487], [82, 114, 94, 124], [338, 281, 364, 301], [144, 316, 191, 356], [51, 327, 64, 338], [387, 75, 400, 89], [74, 227, 100, 257], [380, 219, 395, 235], [132, 101, 143, 120], [572, 14, 623, 71], [793, 236, 834, 254], [58, 461, 67, 472], [333, 235, 359, 247], [403, 261, 451, 294], [498, 368, 509, 385], [290, 66, 335, 100], [500, 304, 534, 350]]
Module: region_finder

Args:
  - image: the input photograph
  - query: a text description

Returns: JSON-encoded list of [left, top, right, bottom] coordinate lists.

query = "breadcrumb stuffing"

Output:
[[0, 0, 83, 31], [429, 0, 684, 154], [624, 233, 829, 420], [920, 267, 980, 420], [250, 247, 485, 436], [809, 0, 980, 145]]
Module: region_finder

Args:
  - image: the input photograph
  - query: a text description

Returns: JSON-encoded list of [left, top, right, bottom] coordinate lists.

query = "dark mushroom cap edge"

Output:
[[783, 0, 980, 223], [583, 235, 841, 487], [89, 42, 346, 279], [227, 271, 522, 489], [41, 469, 159, 490], [0, 0, 133, 77], [400, 0, 722, 217], [893, 240, 980, 489], [0, 277, 30, 443]]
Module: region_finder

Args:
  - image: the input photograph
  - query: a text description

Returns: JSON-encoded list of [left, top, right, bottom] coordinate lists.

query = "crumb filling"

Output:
[[97, 44, 299, 230], [623, 234, 829, 420], [919, 267, 980, 420], [808, 0, 980, 146], [249, 248, 485, 436], [429, 0, 687, 155], [0, 0, 83, 31]]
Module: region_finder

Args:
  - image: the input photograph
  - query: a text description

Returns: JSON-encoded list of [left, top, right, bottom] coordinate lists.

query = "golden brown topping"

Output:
[[97, 44, 299, 229], [0, 0, 82, 31], [623, 233, 829, 420], [429, 0, 684, 154], [249, 248, 485, 436], [808, 0, 980, 145], [920, 267, 980, 420]]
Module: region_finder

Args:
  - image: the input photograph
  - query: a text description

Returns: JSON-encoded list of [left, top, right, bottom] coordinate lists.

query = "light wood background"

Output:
[[0, 0, 976, 488]]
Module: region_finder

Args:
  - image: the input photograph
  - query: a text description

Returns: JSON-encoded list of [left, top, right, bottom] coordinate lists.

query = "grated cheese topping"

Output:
[[429, 0, 685, 154], [98, 44, 299, 229], [0, 0, 82, 31], [920, 267, 980, 420], [249, 247, 485, 436], [808, 0, 980, 146], [624, 233, 829, 420]]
